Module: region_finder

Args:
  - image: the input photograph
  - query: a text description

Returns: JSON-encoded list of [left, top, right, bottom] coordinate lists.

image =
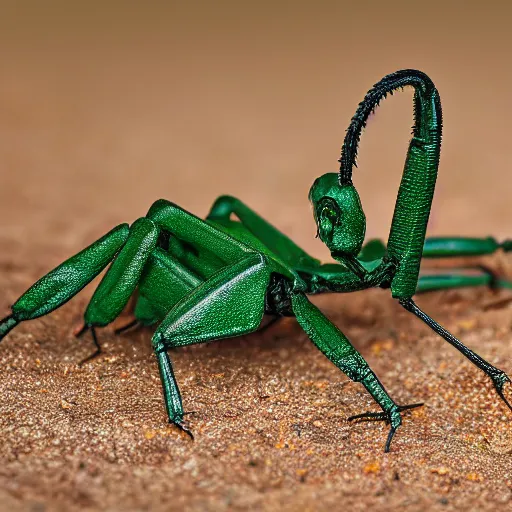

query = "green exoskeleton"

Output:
[[1, 69, 511, 452]]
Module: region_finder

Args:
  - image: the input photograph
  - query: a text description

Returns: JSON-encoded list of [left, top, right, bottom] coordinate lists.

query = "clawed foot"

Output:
[[171, 411, 196, 439], [348, 402, 423, 452], [75, 324, 102, 366], [491, 371, 512, 412], [348, 402, 423, 423], [172, 416, 195, 440]]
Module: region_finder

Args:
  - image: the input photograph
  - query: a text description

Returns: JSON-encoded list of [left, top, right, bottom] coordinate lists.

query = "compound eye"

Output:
[[320, 205, 338, 225], [316, 198, 341, 241], [318, 198, 341, 225]]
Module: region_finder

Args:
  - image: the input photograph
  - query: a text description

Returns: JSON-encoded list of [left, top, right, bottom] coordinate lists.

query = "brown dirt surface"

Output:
[[2, 2, 512, 511]]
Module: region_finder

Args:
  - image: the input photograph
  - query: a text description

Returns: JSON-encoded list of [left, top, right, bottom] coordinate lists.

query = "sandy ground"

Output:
[[2, 257, 512, 512], [2, 2, 512, 511]]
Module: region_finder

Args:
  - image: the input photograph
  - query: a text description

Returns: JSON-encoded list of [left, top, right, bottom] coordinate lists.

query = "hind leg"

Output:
[[417, 268, 512, 293], [70, 218, 159, 362], [400, 298, 512, 412], [0, 224, 129, 341], [422, 236, 512, 258], [115, 247, 206, 335]]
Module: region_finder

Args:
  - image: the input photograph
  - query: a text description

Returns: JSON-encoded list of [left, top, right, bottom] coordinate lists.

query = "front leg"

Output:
[[331, 253, 396, 289], [291, 292, 421, 452], [290, 256, 395, 297]]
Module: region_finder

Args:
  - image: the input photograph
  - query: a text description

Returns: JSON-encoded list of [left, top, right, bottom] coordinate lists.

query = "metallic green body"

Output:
[[1, 69, 512, 452]]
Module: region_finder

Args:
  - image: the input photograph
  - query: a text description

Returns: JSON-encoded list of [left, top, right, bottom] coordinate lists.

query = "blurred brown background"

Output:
[[1, 2, 512, 511], [1, 1, 512, 260]]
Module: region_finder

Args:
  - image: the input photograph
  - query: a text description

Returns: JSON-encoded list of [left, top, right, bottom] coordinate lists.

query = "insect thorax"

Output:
[[264, 273, 295, 317]]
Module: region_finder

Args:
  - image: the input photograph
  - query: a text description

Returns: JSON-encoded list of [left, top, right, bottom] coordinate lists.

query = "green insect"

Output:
[[1, 69, 511, 452]]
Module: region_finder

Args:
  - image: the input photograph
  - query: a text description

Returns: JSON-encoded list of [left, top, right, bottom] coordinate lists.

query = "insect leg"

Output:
[[400, 298, 512, 411], [116, 245, 208, 334], [419, 237, 512, 293], [359, 236, 512, 261], [77, 326, 101, 365], [150, 253, 271, 435], [147, 199, 251, 264], [153, 347, 193, 438], [0, 224, 129, 341], [135, 247, 203, 322], [290, 292, 421, 452], [78, 218, 159, 361], [422, 236, 512, 258], [207, 195, 321, 269], [356, 237, 512, 293], [416, 268, 512, 293]]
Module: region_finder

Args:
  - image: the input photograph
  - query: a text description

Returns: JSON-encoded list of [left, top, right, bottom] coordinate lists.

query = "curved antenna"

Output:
[[338, 69, 442, 185], [338, 69, 443, 299]]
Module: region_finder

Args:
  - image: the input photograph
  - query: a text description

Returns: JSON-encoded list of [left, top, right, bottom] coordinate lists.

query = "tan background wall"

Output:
[[1, 1, 511, 262]]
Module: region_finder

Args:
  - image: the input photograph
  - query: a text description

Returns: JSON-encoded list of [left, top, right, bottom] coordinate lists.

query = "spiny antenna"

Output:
[[338, 69, 442, 185]]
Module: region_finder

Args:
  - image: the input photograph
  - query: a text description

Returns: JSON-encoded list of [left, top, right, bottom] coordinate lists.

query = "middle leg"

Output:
[[150, 253, 272, 435]]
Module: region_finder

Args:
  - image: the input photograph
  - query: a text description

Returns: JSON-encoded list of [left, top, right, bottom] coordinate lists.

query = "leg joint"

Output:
[[398, 297, 414, 311], [151, 332, 166, 353]]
